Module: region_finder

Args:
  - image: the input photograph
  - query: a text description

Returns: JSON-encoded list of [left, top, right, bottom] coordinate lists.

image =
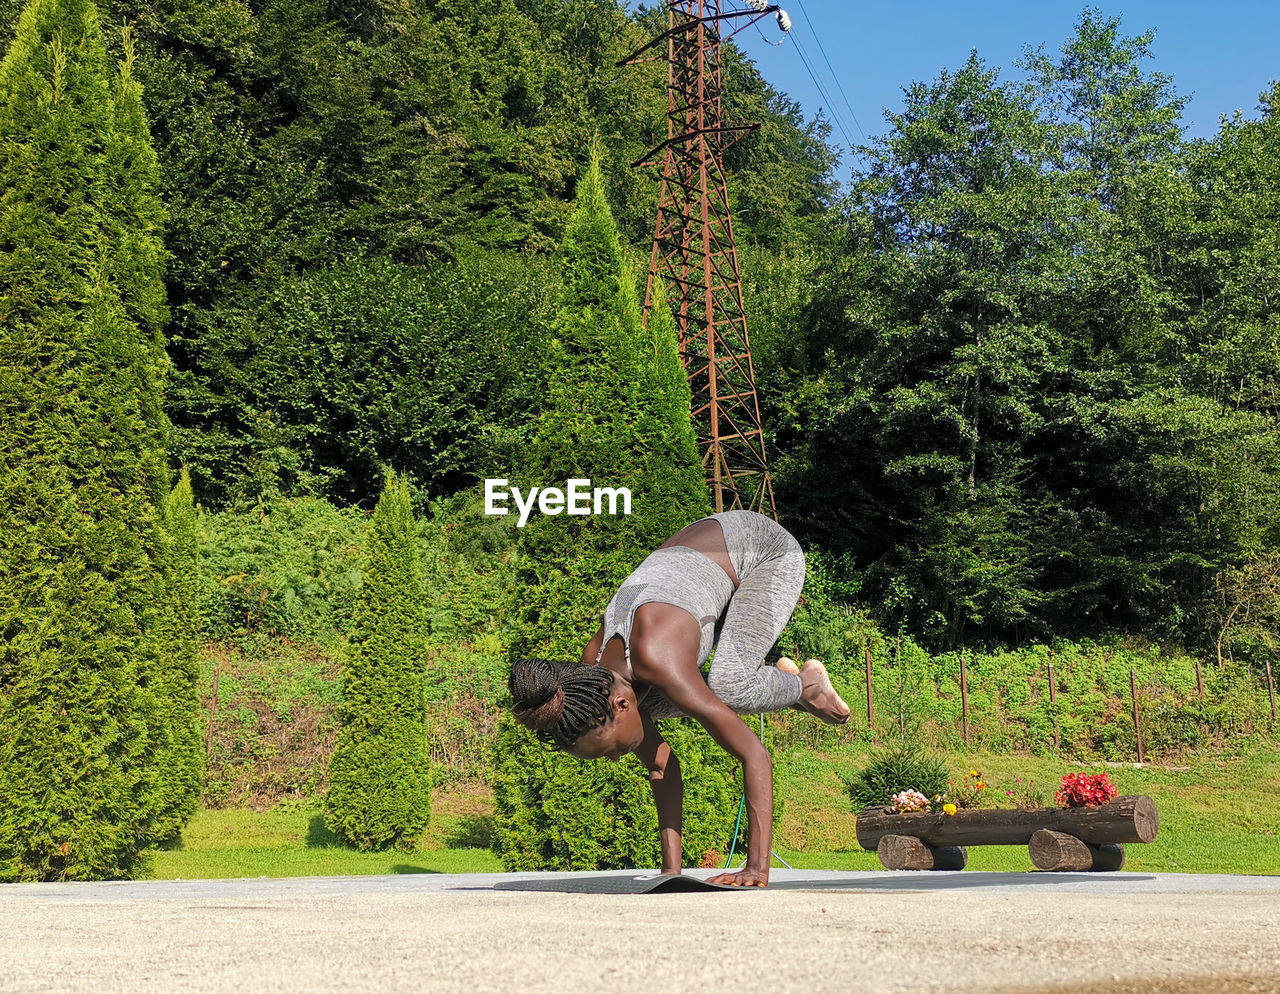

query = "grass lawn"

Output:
[[142, 781, 502, 879], [140, 742, 1280, 880], [772, 742, 1280, 874]]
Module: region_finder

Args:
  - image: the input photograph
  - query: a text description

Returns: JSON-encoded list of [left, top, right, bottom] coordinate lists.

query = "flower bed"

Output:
[[854, 790, 1158, 872]]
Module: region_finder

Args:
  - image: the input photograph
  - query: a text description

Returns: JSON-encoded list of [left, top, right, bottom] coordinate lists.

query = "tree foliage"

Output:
[[494, 156, 735, 871], [199, 249, 558, 509], [324, 471, 432, 852], [2, 0, 1277, 865], [0, 0, 187, 880], [0, 0, 839, 507], [511, 155, 709, 659], [772, 14, 1280, 653], [144, 467, 205, 845]]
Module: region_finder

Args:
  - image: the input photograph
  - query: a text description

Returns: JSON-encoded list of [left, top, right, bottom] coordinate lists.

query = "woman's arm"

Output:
[[630, 615, 772, 887], [633, 713, 682, 875], [580, 624, 604, 666]]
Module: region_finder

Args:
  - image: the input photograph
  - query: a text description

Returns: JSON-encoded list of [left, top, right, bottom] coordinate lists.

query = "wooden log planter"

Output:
[[855, 795, 1158, 872]]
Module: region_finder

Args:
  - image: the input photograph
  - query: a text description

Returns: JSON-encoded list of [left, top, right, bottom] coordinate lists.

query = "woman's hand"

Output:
[[705, 867, 768, 887]]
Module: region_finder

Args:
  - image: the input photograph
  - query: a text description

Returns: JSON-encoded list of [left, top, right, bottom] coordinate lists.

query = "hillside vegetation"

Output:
[[4, 0, 1279, 879]]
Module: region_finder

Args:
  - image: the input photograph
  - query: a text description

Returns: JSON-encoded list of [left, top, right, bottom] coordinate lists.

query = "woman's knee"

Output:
[[779, 536, 805, 586], [705, 661, 756, 712]]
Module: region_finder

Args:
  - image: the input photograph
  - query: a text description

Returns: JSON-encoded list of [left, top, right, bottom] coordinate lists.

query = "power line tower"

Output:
[[621, 2, 789, 519]]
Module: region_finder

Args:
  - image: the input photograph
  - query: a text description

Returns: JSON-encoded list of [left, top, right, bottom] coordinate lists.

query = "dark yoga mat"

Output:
[[493, 873, 745, 894]]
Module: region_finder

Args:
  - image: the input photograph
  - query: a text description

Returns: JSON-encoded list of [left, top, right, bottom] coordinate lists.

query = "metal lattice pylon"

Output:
[[623, 2, 779, 519]]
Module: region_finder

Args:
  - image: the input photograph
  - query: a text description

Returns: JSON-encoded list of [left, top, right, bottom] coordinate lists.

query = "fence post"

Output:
[[894, 637, 904, 738], [1047, 658, 1060, 753], [205, 652, 222, 758], [1130, 668, 1145, 764], [960, 654, 969, 747], [864, 644, 874, 737], [1195, 656, 1205, 699], [1266, 658, 1277, 724]]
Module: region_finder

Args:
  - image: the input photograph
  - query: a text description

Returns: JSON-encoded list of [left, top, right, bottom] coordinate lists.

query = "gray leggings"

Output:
[[596, 510, 806, 719]]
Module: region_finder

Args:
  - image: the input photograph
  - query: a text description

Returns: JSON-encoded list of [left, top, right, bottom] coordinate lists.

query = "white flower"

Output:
[[890, 788, 929, 813]]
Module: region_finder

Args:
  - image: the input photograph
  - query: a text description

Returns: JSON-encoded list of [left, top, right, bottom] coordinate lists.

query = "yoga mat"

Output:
[[493, 873, 744, 894], [482, 870, 1161, 895]]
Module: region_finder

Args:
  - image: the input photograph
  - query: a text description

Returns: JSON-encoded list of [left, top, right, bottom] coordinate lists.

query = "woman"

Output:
[[508, 509, 850, 888]]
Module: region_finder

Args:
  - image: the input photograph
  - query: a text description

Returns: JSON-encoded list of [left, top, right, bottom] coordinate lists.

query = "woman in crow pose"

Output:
[[508, 509, 850, 888]]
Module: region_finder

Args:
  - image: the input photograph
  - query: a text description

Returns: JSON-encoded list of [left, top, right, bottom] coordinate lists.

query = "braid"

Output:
[[508, 658, 615, 750]]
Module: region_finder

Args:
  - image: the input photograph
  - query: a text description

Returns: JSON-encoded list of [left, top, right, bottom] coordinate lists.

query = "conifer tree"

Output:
[[108, 20, 193, 849], [634, 277, 708, 537], [103, 20, 169, 397], [146, 467, 204, 844], [0, 0, 177, 881], [325, 472, 432, 851], [512, 155, 710, 660], [493, 156, 734, 872]]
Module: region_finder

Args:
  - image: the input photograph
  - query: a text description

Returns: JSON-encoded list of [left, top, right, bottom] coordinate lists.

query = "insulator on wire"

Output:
[[740, 1, 789, 33]]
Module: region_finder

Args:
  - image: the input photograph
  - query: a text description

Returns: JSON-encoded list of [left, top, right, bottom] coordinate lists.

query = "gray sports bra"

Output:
[[595, 547, 736, 663]]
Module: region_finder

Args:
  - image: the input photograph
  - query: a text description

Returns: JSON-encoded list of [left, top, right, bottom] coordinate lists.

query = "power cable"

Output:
[[738, 3, 858, 148], [791, 0, 866, 140], [748, 10, 855, 155], [790, 30, 856, 152]]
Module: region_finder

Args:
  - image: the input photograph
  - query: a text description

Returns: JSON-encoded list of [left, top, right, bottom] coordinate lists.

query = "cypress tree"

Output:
[[325, 471, 432, 852], [512, 156, 710, 659], [493, 156, 734, 872], [634, 276, 708, 536], [146, 467, 204, 844], [108, 17, 191, 851], [0, 0, 176, 881], [102, 19, 168, 391]]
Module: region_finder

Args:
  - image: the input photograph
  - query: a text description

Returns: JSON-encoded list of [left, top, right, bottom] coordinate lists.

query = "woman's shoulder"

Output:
[[637, 685, 688, 721]]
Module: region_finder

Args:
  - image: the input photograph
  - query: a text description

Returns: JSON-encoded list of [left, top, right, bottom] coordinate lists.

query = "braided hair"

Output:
[[509, 658, 615, 750]]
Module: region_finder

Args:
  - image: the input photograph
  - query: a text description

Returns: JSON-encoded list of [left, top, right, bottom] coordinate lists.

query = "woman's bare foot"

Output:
[[776, 657, 807, 713], [798, 659, 851, 724]]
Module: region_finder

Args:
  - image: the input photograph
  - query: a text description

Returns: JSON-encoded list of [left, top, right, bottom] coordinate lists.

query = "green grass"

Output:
[[140, 787, 502, 880], [772, 741, 1280, 875], [139, 742, 1280, 879]]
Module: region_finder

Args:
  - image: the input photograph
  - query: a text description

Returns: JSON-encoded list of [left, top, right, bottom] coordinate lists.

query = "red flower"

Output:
[[1055, 772, 1118, 807]]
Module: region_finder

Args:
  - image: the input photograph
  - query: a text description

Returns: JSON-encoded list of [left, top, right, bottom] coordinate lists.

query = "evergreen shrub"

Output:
[[845, 746, 950, 811], [491, 714, 739, 871], [324, 473, 432, 851], [492, 155, 740, 869], [144, 467, 205, 844], [0, 0, 184, 880]]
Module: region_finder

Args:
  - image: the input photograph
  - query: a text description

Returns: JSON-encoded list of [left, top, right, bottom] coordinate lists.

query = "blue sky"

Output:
[[631, 2, 1280, 173]]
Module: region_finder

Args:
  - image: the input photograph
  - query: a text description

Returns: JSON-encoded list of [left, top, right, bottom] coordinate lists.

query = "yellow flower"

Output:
[[969, 769, 978, 777], [943, 804, 957, 816], [977, 782, 987, 790]]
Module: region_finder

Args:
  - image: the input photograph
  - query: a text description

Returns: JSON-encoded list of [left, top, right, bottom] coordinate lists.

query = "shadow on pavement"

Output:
[[467, 871, 1158, 895]]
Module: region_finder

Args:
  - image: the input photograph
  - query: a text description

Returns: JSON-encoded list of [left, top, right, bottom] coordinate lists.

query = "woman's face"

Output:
[[566, 680, 645, 762]]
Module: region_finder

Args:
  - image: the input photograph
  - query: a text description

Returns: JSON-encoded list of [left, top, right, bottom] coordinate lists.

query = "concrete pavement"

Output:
[[4, 870, 1279, 993]]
